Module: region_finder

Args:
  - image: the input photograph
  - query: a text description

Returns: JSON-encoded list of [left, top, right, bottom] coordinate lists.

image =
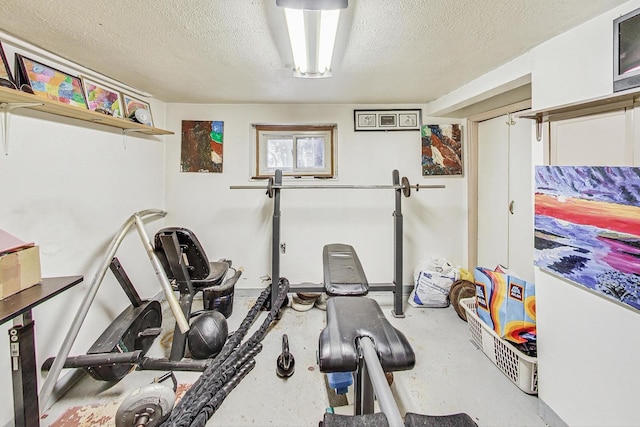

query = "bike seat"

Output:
[[154, 227, 228, 289]]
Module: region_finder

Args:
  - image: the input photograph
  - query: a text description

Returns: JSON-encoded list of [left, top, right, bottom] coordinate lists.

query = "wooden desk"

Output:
[[1, 276, 83, 427]]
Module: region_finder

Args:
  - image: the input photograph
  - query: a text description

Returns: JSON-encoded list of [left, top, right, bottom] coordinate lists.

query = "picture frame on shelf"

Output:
[[15, 54, 87, 109], [80, 77, 123, 118], [0, 41, 15, 88], [122, 93, 154, 127], [354, 109, 422, 131]]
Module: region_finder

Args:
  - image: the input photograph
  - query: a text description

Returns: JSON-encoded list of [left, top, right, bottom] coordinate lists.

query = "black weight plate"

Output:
[[86, 300, 162, 381]]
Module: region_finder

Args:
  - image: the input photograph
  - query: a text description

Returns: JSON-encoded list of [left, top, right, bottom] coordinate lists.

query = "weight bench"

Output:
[[323, 243, 369, 296], [319, 244, 476, 427]]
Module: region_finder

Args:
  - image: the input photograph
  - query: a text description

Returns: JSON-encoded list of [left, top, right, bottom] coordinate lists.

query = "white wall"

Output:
[[0, 42, 167, 425], [164, 104, 467, 289], [426, 1, 640, 425]]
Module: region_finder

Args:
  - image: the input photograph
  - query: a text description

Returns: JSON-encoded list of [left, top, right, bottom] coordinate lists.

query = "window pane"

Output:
[[267, 138, 293, 170], [296, 136, 325, 169]]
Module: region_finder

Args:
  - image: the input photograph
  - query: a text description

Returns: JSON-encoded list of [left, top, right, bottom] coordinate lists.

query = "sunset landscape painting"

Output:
[[534, 166, 640, 311]]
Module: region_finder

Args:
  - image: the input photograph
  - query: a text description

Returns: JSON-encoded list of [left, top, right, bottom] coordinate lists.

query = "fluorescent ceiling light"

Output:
[[277, 0, 348, 78], [317, 10, 340, 75], [284, 8, 309, 74]]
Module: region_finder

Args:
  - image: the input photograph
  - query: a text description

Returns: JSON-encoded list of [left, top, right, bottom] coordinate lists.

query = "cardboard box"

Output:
[[0, 245, 42, 299]]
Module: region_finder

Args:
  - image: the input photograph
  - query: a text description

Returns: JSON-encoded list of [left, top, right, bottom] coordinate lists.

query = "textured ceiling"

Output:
[[0, 0, 631, 104]]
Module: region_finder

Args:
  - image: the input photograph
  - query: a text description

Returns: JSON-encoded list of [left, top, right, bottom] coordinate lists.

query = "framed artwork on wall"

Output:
[[81, 77, 123, 117], [122, 93, 153, 126], [534, 166, 640, 313], [354, 109, 421, 131], [181, 120, 224, 173], [421, 124, 463, 176], [15, 54, 87, 108]]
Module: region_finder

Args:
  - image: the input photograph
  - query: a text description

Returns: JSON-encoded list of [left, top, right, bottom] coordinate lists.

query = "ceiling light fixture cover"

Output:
[[277, 0, 348, 78]]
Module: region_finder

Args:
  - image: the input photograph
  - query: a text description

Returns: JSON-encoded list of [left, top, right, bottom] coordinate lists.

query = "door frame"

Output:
[[465, 99, 531, 270]]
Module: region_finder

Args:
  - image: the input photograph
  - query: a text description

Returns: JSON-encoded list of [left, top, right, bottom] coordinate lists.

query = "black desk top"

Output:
[[0, 276, 83, 324]]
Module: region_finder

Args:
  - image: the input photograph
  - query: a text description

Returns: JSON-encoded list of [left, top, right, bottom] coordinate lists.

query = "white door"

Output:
[[477, 113, 534, 282]]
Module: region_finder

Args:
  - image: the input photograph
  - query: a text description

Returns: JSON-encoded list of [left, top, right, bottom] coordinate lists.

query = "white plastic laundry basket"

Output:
[[460, 297, 538, 394]]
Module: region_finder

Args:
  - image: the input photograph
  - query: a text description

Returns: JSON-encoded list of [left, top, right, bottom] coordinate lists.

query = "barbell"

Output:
[[230, 176, 444, 198]]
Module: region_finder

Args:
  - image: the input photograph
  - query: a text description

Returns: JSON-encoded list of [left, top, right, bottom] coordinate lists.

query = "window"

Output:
[[254, 124, 336, 178]]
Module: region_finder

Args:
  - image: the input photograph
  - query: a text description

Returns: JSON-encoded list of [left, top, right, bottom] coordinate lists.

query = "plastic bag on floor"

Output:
[[413, 257, 456, 283], [409, 257, 459, 308]]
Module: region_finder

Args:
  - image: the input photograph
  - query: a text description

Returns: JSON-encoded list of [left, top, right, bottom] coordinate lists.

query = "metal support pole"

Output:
[[271, 169, 282, 310], [392, 170, 404, 317], [355, 346, 374, 416], [359, 337, 404, 427], [10, 313, 38, 427]]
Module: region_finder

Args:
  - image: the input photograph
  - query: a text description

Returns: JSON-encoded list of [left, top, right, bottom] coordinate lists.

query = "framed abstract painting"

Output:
[[421, 124, 463, 176], [81, 77, 123, 117], [15, 54, 87, 108], [534, 166, 640, 312], [181, 120, 224, 173]]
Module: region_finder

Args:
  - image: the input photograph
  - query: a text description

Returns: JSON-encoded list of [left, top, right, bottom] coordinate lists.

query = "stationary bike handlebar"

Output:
[[133, 212, 189, 334]]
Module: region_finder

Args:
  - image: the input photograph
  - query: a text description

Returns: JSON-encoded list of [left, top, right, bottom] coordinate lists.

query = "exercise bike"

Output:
[[40, 211, 242, 407]]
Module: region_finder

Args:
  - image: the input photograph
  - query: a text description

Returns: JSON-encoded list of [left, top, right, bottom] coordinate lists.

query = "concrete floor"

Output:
[[40, 292, 546, 426]]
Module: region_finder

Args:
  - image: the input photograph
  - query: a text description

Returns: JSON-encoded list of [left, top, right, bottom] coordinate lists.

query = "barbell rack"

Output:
[[231, 169, 444, 316]]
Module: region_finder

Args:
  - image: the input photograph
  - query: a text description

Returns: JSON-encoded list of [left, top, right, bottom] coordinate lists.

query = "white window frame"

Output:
[[254, 124, 337, 179]]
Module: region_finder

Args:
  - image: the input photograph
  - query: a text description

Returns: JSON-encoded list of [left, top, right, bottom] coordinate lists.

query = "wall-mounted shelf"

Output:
[[517, 90, 640, 141], [0, 85, 173, 136]]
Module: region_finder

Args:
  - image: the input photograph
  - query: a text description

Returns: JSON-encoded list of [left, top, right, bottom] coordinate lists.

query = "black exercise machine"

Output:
[[39, 211, 243, 409], [42, 227, 241, 379], [318, 243, 476, 427]]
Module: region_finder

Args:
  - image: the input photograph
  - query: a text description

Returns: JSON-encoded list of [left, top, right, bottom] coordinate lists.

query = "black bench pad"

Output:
[[319, 297, 415, 373], [323, 244, 369, 296]]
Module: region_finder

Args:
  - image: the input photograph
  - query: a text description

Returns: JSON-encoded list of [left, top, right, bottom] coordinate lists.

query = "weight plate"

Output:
[[267, 177, 274, 198], [115, 383, 176, 427], [401, 177, 411, 197], [86, 300, 162, 381]]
